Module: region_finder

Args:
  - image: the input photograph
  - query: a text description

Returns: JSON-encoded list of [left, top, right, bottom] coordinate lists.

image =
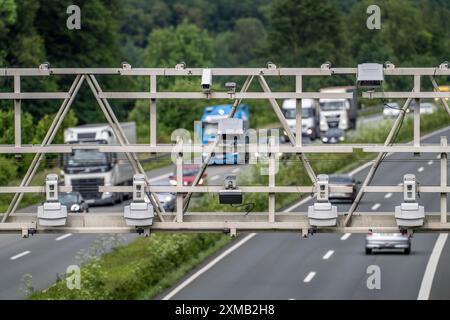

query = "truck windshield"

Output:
[[65, 150, 110, 167], [320, 101, 346, 111], [203, 123, 218, 136], [282, 108, 313, 119], [60, 193, 78, 204]]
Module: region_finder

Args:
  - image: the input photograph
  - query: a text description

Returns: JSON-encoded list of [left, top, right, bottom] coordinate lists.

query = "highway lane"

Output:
[[163, 127, 450, 300], [0, 160, 244, 299], [0, 114, 444, 300]]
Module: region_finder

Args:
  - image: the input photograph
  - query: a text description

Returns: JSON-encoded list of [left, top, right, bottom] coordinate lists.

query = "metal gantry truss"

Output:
[[0, 65, 449, 236]]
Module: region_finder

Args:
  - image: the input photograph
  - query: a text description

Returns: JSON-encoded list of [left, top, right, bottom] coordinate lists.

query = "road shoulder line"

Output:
[[162, 233, 257, 300], [417, 233, 448, 300]]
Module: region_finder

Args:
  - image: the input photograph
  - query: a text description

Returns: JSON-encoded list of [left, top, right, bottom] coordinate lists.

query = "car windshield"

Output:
[[65, 150, 110, 167], [384, 103, 399, 109], [320, 101, 346, 111], [183, 168, 199, 176], [282, 108, 313, 119], [326, 128, 343, 136], [60, 193, 78, 204], [203, 123, 218, 136], [329, 176, 352, 184]]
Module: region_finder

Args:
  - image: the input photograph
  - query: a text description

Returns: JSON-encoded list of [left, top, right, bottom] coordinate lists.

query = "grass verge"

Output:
[[29, 233, 230, 300]]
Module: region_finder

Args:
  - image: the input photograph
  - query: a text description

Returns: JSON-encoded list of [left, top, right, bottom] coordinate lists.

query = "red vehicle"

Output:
[[169, 165, 207, 186]]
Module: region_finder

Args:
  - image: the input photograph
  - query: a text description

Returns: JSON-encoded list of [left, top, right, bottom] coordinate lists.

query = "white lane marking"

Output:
[[418, 234, 448, 300], [232, 168, 240, 174], [322, 250, 334, 260], [210, 175, 220, 181], [148, 173, 171, 183], [428, 160, 434, 166], [289, 298, 295, 300], [303, 272, 316, 283], [162, 233, 257, 300], [10, 251, 30, 260], [283, 195, 312, 212], [371, 203, 381, 211], [160, 127, 450, 299], [384, 193, 393, 199], [56, 233, 72, 241], [418, 166, 424, 172], [341, 233, 351, 241], [283, 126, 450, 213]]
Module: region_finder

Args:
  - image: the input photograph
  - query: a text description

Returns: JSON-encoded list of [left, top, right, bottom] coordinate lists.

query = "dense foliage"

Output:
[[1, 0, 448, 126]]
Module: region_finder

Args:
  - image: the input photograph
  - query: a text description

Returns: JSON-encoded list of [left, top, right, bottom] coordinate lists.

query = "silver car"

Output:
[[365, 232, 411, 254]]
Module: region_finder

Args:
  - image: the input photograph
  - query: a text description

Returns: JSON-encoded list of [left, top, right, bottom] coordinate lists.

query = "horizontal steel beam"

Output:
[[0, 144, 355, 154], [0, 93, 70, 99], [1, 143, 448, 154], [99, 185, 353, 193], [363, 92, 450, 99], [1, 67, 449, 77], [1, 213, 449, 234], [363, 186, 450, 193], [99, 92, 353, 100], [0, 186, 72, 193], [362, 145, 450, 153]]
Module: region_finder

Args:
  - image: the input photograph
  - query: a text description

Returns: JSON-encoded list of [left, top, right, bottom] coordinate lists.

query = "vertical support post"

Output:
[[14, 76, 21, 148], [176, 150, 184, 222], [295, 76, 302, 147], [414, 75, 421, 147], [150, 75, 157, 148], [268, 144, 276, 223], [440, 136, 447, 224]]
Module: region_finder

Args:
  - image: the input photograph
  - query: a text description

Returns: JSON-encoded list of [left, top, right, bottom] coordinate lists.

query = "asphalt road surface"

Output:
[[0, 118, 448, 300], [161, 126, 450, 300], [0, 161, 246, 299]]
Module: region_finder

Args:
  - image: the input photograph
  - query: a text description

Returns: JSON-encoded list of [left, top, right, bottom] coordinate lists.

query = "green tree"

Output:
[[213, 18, 267, 67], [32, 0, 131, 124], [267, 0, 349, 67], [347, 0, 434, 66], [0, 0, 17, 65], [144, 21, 213, 68], [131, 22, 214, 141]]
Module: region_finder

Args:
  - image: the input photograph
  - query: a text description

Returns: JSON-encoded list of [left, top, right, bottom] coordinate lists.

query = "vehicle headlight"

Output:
[[169, 179, 177, 186], [70, 204, 80, 212], [339, 136, 345, 141], [254, 152, 259, 157], [199, 178, 204, 184], [306, 128, 313, 135], [165, 195, 173, 202], [322, 137, 329, 142], [277, 152, 283, 157]]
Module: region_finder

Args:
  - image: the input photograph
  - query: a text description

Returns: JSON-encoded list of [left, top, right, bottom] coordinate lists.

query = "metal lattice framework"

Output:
[[0, 65, 449, 236]]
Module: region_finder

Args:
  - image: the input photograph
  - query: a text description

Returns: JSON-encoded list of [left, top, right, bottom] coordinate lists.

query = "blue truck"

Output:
[[197, 104, 249, 165]]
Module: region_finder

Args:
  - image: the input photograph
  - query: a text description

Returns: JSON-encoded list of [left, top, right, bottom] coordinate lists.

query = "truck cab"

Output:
[[281, 98, 320, 140], [63, 123, 136, 205], [319, 86, 358, 132], [199, 104, 249, 165]]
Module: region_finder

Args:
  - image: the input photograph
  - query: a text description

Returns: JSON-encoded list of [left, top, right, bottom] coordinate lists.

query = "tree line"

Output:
[[0, 0, 449, 132]]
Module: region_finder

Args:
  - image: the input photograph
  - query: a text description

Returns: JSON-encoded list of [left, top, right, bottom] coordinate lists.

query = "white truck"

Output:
[[63, 122, 136, 205], [281, 98, 320, 140], [319, 86, 358, 132]]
